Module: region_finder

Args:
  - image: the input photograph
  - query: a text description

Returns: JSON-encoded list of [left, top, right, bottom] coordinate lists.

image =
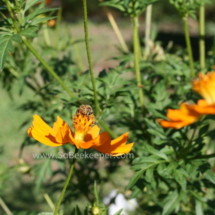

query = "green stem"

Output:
[[23, 39, 75, 98], [133, 16, 144, 112], [14, 0, 22, 25], [183, 16, 195, 77], [94, 181, 99, 206], [54, 148, 78, 215], [82, 0, 99, 116], [15, 0, 19, 6], [0, 11, 7, 19], [0, 197, 13, 215], [199, 4, 205, 73], [5, 0, 19, 32]]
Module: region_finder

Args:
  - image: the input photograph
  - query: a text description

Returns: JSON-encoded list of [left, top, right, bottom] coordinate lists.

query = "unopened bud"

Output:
[[91, 206, 100, 215]]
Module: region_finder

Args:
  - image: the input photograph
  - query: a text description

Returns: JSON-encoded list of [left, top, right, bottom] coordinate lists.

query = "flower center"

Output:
[[73, 112, 95, 141]]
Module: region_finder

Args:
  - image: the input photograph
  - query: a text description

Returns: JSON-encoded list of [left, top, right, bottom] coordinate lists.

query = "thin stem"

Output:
[[0, 198, 13, 215], [14, 0, 22, 25], [54, 148, 78, 215], [133, 16, 144, 113], [0, 11, 7, 19], [104, 7, 129, 53], [82, 0, 99, 116], [94, 181, 99, 206], [15, 0, 19, 7], [183, 16, 195, 77], [5, 0, 19, 32], [23, 39, 75, 98], [44, 193, 55, 212], [199, 4, 205, 73], [144, 4, 152, 60]]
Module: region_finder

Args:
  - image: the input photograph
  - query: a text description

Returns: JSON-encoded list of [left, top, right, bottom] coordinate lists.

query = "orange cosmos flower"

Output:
[[28, 106, 134, 156], [159, 72, 215, 129]]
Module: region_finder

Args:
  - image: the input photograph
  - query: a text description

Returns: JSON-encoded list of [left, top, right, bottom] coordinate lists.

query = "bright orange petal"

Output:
[[55, 119, 74, 144], [167, 104, 199, 122], [53, 116, 63, 134], [79, 132, 111, 149], [197, 99, 208, 107], [92, 132, 133, 156], [111, 132, 129, 147], [159, 120, 192, 129], [110, 133, 133, 155], [192, 99, 215, 114], [110, 142, 134, 156], [159, 103, 202, 129], [32, 115, 55, 136], [84, 125, 100, 142], [28, 115, 74, 147], [28, 126, 60, 147]]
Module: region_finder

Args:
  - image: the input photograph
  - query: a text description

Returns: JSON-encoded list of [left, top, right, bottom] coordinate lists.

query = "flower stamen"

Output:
[[73, 112, 95, 141]]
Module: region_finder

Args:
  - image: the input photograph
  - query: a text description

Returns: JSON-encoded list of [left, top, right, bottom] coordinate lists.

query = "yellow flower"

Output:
[[28, 107, 134, 156]]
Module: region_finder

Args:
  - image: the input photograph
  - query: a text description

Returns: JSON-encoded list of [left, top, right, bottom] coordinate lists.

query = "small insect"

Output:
[[76, 105, 94, 116]]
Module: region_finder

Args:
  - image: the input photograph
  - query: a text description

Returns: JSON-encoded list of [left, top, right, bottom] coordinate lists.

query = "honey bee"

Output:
[[76, 105, 94, 116]]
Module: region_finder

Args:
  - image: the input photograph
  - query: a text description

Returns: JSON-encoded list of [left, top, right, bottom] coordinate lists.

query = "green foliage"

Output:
[[0, 0, 57, 70], [100, 0, 157, 17], [0, 34, 22, 69], [169, 0, 211, 18]]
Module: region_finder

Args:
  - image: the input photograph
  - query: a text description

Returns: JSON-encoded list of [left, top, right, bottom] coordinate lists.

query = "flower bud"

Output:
[[91, 206, 100, 215]]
